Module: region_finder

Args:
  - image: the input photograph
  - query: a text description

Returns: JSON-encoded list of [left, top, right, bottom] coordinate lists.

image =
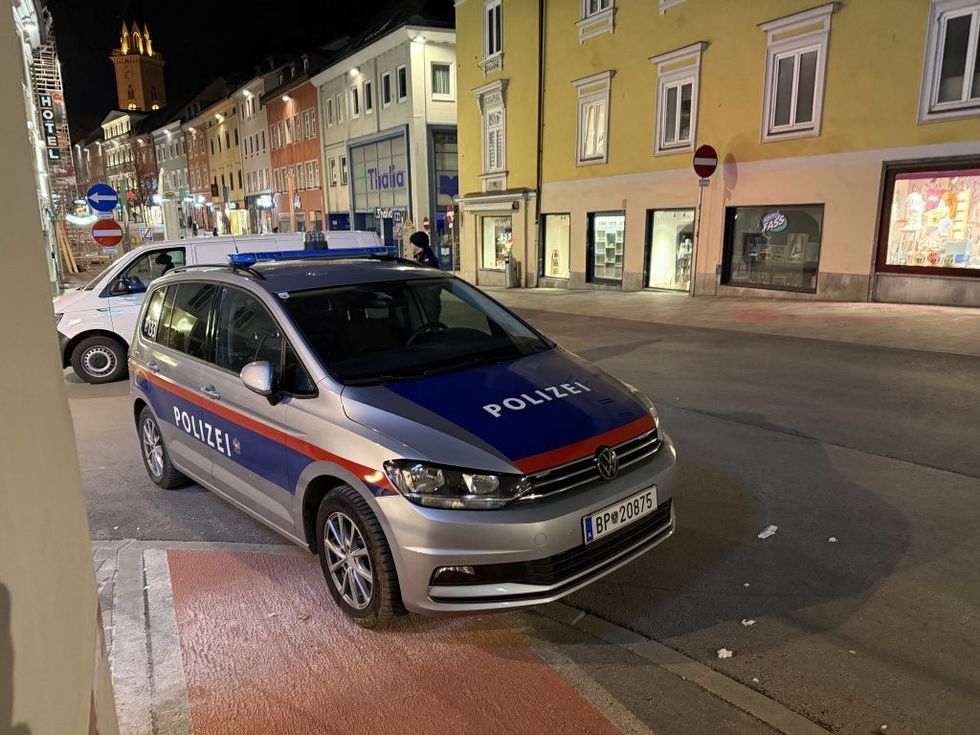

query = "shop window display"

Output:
[[589, 212, 625, 283], [647, 209, 694, 291], [543, 214, 570, 279], [884, 170, 980, 271], [723, 205, 824, 293], [482, 216, 513, 270]]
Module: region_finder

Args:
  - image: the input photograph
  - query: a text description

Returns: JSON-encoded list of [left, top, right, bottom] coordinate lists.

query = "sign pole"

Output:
[[690, 144, 719, 298]]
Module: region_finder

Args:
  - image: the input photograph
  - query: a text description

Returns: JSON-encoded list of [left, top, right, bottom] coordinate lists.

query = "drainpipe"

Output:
[[533, 0, 546, 288]]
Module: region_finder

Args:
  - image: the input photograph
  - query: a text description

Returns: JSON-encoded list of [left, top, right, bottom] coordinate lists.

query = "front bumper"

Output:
[[379, 431, 677, 614]]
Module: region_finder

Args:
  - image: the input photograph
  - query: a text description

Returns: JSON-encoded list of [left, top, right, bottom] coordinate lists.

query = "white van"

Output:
[[53, 233, 310, 383]]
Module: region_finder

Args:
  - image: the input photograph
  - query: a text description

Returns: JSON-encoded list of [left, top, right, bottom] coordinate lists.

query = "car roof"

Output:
[[162, 256, 445, 294]]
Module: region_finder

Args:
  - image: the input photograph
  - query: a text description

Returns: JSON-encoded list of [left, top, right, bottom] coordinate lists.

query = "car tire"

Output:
[[316, 485, 406, 628], [137, 406, 189, 489], [71, 336, 127, 384]]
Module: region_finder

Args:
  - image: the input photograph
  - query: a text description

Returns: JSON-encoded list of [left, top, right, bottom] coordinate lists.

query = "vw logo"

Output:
[[595, 446, 619, 481]]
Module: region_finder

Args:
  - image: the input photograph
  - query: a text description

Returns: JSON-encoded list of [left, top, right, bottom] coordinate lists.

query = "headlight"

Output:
[[624, 382, 660, 431], [55, 312, 63, 324], [384, 460, 530, 510]]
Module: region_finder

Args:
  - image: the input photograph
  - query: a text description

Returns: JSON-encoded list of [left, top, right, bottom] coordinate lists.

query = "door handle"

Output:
[[146, 360, 161, 373], [200, 385, 220, 400]]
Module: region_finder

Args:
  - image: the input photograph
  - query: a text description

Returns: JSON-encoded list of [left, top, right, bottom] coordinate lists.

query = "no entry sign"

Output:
[[91, 219, 123, 248], [693, 145, 718, 178]]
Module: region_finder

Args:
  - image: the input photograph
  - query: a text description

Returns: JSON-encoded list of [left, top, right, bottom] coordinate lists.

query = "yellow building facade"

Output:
[[201, 97, 247, 235], [455, 0, 980, 305]]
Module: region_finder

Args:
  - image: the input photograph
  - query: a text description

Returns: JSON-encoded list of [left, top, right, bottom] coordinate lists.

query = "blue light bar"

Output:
[[228, 247, 388, 267]]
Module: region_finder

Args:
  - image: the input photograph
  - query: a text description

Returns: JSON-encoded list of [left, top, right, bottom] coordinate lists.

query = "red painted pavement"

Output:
[[168, 550, 620, 735]]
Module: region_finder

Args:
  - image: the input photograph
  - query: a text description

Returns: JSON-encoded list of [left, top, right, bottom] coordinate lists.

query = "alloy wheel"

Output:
[[324, 512, 373, 610], [141, 417, 164, 479]]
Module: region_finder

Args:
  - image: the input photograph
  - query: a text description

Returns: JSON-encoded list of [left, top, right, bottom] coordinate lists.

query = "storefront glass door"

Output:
[[646, 209, 694, 291]]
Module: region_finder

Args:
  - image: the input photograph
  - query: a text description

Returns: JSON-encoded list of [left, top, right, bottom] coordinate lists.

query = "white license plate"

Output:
[[582, 486, 658, 545]]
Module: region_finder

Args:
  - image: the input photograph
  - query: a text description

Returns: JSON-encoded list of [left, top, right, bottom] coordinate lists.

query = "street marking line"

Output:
[[534, 603, 832, 735], [144, 550, 192, 735]]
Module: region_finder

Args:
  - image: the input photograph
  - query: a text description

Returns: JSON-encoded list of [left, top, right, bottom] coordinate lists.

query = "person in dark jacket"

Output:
[[409, 231, 440, 268]]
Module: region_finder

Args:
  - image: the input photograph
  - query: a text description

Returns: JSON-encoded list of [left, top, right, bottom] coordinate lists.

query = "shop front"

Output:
[[721, 205, 824, 293], [350, 130, 410, 255], [587, 212, 626, 286], [874, 158, 980, 306], [246, 193, 276, 233], [645, 208, 694, 291]]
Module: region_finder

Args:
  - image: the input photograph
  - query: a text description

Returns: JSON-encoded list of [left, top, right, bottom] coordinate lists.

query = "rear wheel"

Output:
[[71, 336, 127, 384], [138, 406, 189, 489], [316, 486, 406, 628]]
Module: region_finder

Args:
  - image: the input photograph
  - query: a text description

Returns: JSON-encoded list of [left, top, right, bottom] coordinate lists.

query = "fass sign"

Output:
[[761, 210, 788, 234]]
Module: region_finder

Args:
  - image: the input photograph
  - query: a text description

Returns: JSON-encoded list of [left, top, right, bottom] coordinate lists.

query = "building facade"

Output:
[[182, 115, 212, 231], [201, 96, 246, 234], [455, 0, 980, 306], [265, 59, 325, 233], [311, 24, 458, 263], [151, 120, 187, 239], [234, 74, 275, 233]]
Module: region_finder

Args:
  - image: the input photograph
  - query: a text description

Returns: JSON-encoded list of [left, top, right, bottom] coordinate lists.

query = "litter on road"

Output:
[[757, 525, 778, 539], [741, 619, 756, 626], [828, 536, 838, 543], [717, 648, 734, 659]]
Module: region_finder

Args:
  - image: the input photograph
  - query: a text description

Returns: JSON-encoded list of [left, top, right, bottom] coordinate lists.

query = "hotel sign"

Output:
[[37, 94, 60, 160]]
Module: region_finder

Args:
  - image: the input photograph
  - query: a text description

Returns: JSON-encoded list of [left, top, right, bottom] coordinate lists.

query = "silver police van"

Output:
[[130, 248, 677, 627]]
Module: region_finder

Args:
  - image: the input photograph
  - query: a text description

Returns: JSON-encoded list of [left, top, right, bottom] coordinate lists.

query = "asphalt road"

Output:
[[68, 310, 980, 734]]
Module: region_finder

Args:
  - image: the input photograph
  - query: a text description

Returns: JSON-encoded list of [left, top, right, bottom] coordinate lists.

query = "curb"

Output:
[[532, 602, 832, 735]]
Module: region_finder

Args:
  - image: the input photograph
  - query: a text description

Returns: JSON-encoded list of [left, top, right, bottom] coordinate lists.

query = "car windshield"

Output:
[[282, 277, 553, 385], [81, 261, 116, 290]]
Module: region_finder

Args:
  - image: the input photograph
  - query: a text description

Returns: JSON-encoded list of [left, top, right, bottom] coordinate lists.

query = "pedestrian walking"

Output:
[[409, 231, 439, 269]]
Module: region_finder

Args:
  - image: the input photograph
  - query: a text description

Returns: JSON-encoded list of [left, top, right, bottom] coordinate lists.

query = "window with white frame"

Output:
[[313, 160, 320, 188], [336, 93, 344, 123], [330, 157, 338, 186], [432, 62, 453, 100], [340, 155, 347, 185], [327, 96, 334, 126], [307, 161, 318, 188], [365, 80, 374, 113], [573, 71, 613, 165], [919, 0, 980, 121], [396, 65, 408, 102], [351, 85, 360, 117], [485, 0, 502, 59], [578, 0, 615, 42], [658, 0, 685, 13], [651, 42, 705, 155], [760, 3, 834, 142], [382, 72, 392, 107], [474, 79, 507, 190], [297, 161, 307, 190], [304, 109, 315, 138]]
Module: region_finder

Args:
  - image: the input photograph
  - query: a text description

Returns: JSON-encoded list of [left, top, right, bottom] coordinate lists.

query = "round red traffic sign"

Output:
[[693, 144, 718, 178], [91, 219, 123, 247]]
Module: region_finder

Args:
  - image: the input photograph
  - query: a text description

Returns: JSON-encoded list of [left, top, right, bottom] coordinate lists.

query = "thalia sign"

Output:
[[368, 164, 406, 191]]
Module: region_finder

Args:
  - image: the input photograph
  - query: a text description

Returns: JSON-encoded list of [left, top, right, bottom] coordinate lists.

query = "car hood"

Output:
[[52, 288, 93, 313], [341, 348, 653, 475]]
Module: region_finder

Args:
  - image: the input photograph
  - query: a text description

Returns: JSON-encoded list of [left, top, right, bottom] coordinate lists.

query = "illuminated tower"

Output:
[[110, 21, 166, 111]]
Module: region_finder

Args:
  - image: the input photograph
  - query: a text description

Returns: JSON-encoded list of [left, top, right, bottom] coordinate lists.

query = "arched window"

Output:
[[151, 87, 158, 102], [127, 85, 135, 100], [133, 31, 144, 55]]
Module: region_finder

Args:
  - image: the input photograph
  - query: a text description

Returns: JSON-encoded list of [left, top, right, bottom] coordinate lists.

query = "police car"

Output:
[[130, 248, 677, 627]]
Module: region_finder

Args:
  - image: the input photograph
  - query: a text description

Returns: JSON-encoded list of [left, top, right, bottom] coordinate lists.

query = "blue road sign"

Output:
[[86, 183, 119, 212]]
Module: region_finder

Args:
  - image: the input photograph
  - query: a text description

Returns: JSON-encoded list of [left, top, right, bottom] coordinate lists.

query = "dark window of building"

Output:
[[587, 212, 625, 284], [127, 85, 135, 100], [722, 204, 824, 293], [234, 128, 239, 146], [238, 170, 243, 190]]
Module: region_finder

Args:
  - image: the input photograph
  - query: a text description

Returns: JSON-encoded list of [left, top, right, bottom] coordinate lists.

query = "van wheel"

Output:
[[71, 336, 127, 384], [138, 407, 189, 489], [316, 486, 406, 628]]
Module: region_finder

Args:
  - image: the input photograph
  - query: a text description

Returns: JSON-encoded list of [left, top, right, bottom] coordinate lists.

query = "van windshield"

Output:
[[81, 262, 116, 291], [282, 277, 552, 385]]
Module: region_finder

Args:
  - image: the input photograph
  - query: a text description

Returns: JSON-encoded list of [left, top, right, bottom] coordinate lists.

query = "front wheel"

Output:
[[71, 336, 127, 384], [316, 486, 406, 628]]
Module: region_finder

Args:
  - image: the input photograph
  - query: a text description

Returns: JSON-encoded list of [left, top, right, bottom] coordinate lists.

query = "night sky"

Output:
[[47, 0, 454, 141]]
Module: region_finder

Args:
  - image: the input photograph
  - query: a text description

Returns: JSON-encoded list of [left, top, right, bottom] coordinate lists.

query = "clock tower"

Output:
[[110, 21, 166, 111]]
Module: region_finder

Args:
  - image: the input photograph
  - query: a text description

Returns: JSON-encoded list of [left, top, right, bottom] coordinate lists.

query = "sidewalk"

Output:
[[93, 540, 830, 735], [488, 288, 980, 356]]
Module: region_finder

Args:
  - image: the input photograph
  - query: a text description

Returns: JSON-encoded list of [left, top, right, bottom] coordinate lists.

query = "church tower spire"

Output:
[[110, 17, 166, 111]]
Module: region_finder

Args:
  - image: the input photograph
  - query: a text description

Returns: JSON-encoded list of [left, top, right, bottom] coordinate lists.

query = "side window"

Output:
[[117, 248, 186, 293], [140, 287, 167, 341], [283, 342, 316, 396], [161, 283, 218, 359], [213, 288, 284, 374]]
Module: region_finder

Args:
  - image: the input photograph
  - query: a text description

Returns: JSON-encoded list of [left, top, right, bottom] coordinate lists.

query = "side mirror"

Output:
[[240, 360, 274, 396], [109, 278, 131, 296]]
